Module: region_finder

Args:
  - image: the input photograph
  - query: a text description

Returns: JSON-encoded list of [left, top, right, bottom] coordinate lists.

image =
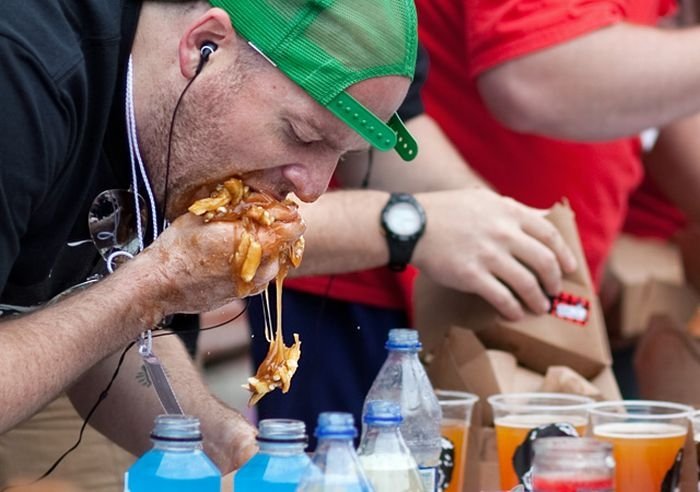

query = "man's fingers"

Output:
[[491, 256, 551, 316], [521, 214, 578, 274], [510, 233, 563, 296], [470, 271, 525, 321]]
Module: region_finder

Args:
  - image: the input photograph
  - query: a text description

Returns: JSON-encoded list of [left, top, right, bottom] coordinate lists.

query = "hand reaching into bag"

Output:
[[413, 187, 577, 321]]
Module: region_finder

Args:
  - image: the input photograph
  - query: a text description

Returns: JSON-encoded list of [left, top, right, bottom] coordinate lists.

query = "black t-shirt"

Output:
[[0, 0, 140, 307], [397, 43, 429, 122]]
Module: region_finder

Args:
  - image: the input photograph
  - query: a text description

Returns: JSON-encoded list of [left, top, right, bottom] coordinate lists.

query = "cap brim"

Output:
[[327, 92, 418, 161]]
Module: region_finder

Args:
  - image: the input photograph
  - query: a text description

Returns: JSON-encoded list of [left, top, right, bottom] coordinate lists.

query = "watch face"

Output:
[[385, 202, 423, 236]]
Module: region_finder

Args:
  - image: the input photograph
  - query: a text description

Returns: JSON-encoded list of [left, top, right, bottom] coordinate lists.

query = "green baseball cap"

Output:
[[209, 0, 419, 161]]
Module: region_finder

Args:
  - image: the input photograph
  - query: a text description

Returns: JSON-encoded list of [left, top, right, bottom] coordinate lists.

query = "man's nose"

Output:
[[283, 155, 338, 202]]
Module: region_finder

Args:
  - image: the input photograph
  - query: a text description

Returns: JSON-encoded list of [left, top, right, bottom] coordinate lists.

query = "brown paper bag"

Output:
[[677, 224, 700, 295], [540, 366, 605, 399], [476, 427, 500, 492], [604, 234, 686, 340], [635, 314, 700, 407], [614, 279, 699, 342], [416, 202, 611, 379], [427, 327, 619, 425]]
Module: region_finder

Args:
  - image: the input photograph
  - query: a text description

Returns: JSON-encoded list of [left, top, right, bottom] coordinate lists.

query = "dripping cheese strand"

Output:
[[262, 287, 274, 343]]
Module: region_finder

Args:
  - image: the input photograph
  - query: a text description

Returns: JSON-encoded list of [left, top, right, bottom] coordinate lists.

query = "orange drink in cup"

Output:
[[436, 390, 478, 492], [590, 400, 692, 492], [488, 393, 593, 490]]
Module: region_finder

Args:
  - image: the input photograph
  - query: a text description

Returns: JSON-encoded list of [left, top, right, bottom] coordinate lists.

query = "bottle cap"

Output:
[[363, 400, 403, 425], [315, 412, 358, 439], [257, 419, 308, 444], [386, 328, 422, 351]]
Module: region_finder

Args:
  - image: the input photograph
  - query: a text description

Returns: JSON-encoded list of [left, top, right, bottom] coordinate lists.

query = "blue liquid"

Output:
[[234, 452, 312, 491], [125, 448, 220, 492]]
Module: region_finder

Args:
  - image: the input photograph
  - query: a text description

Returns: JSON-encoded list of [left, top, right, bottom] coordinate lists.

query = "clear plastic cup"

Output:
[[435, 390, 478, 492], [589, 400, 693, 492], [488, 393, 593, 489]]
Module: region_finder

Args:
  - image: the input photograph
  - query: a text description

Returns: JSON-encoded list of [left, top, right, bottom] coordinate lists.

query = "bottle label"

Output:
[[418, 466, 437, 492]]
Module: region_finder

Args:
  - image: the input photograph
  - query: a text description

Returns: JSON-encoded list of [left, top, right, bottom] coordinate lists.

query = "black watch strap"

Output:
[[381, 193, 426, 272], [387, 236, 418, 272]]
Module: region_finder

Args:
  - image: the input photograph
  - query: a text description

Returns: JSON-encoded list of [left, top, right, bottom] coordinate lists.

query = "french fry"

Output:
[[240, 240, 262, 283], [188, 187, 231, 216]]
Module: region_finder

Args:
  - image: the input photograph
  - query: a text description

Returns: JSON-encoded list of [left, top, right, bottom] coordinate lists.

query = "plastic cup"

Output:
[[436, 390, 478, 492], [691, 411, 700, 482], [488, 393, 593, 490], [590, 400, 693, 492]]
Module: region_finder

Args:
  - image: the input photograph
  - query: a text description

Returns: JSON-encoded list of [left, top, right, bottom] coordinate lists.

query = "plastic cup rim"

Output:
[[588, 399, 694, 420], [435, 389, 480, 406], [487, 392, 594, 413], [533, 436, 613, 453]]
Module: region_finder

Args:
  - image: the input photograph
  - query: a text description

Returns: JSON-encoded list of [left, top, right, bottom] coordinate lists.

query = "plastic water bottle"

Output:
[[235, 419, 312, 491], [124, 414, 220, 492], [358, 400, 425, 492], [363, 329, 442, 492], [296, 412, 374, 492]]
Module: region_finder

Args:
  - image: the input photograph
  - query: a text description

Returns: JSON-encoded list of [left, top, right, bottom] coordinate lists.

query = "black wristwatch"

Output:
[[380, 193, 427, 272]]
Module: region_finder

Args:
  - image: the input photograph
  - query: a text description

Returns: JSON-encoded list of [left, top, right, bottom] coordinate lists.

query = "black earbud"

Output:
[[199, 41, 218, 62], [194, 42, 218, 76]]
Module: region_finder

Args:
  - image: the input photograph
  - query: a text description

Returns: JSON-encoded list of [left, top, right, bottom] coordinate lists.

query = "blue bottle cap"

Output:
[[315, 412, 358, 439], [257, 419, 308, 444], [363, 400, 403, 425], [386, 328, 422, 351]]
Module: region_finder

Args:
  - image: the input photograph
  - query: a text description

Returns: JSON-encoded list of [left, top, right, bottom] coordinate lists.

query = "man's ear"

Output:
[[178, 7, 236, 79]]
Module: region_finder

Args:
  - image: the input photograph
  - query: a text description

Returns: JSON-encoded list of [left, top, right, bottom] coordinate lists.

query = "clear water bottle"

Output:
[[296, 412, 374, 492], [124, 415, 220, 492], [235, 419, 312, 491], [358, 400, 425, 492], [363, 329, 442, 492]]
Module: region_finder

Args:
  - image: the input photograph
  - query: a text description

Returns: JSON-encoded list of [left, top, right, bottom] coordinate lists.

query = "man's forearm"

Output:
[[67, 335, 256, 474], [478, 23, 700, 140], [292, 189, 391, 277], [644, 112, 700, 223], [0, 259, 165, 433]]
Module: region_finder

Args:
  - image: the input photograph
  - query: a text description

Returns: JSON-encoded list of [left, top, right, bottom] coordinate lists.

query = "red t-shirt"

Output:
[[623, 174, 687, 239], [417, 0, 675, 287], [284, 267, 417, 310]]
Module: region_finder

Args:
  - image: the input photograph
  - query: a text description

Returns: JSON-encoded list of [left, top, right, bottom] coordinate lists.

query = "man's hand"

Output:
[[134, 210, 305, 316], [413, 188, 577, 320]]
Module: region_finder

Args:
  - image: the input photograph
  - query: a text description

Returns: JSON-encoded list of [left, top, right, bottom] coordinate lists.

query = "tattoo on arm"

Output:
[[136, 364, 152, 388]]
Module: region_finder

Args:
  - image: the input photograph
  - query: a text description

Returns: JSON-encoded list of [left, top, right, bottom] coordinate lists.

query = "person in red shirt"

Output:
[[416, 0, 700, 398], [415, 0, 700, 289]]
